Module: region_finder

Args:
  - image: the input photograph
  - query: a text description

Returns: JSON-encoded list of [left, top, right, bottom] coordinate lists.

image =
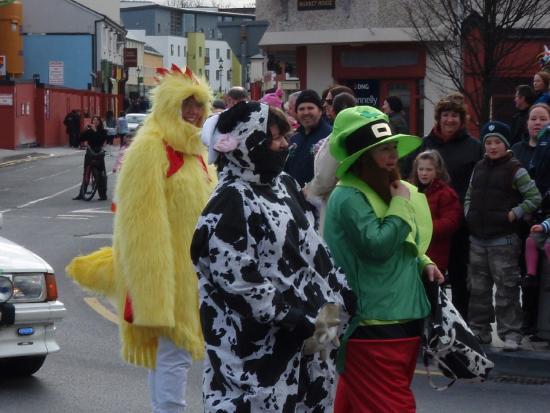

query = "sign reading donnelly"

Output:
[[297, 0, 335, 11], [349, 79, 380, 107]]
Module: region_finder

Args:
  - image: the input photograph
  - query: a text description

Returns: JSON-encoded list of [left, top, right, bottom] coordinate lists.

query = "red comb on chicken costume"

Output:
[[66, 65, 216, 411]]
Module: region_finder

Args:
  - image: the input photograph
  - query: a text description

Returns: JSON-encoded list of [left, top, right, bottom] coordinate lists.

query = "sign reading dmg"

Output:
[[298, 0, 335, 11], [350, 80, 380, 107]]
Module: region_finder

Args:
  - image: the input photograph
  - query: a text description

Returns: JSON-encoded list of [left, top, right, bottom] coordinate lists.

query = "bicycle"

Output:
[[81, 148, 105, 201]]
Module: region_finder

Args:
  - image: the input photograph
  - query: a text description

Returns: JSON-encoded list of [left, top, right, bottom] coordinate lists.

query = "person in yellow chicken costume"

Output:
[[66, 65, 216, 413]]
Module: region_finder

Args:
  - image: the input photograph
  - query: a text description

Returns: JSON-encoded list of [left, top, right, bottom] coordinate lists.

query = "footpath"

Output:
[[1, 145, 550, 381], [0, 145, 82, 168]]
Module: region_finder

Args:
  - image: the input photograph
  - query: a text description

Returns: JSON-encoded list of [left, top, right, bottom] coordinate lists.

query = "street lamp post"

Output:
[[218, 58, 223, 93]]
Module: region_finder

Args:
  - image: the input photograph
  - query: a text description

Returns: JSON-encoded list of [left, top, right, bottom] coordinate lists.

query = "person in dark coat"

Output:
[[533, 71, 550, 105], [73, 116, 108, 201], [382, 95, 409, 134], [511, 103, 550, 325], [64, 109, 81, 148], [402, 93, 483, 320], [510, 84, 536, 147], [284, 89, 332, 186]]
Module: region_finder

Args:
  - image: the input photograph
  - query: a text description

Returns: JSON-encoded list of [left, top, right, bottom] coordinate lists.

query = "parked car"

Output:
[[0, 213, 66, 377], [125, 113, 147, 135]]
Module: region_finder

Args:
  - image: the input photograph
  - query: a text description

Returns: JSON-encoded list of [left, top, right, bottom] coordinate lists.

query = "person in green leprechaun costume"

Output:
[[323, 106, 445, 413]]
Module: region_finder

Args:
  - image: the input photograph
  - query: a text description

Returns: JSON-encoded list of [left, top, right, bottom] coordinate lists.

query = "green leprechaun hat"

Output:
[[329, 105, 422, 178]]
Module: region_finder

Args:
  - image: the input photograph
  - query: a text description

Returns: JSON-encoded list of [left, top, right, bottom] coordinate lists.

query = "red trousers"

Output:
[[334, 337, 420, 413]]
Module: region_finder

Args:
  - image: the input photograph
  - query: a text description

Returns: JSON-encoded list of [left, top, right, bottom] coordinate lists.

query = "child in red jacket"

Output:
[[410, 150, 462, 274]]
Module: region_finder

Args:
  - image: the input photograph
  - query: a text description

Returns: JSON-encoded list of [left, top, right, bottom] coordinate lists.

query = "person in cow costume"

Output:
[[191, 101, 355, 412], [66, 65, 216, 413]]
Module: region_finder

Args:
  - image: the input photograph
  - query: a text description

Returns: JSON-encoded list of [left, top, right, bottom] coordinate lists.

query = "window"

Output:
[[170, 44, 174, 56], [184, 46, 187, 57], [157, 23, 161, 33], [170, 11, 182, 35], [216, 48, 220, 59], [226, 49, 231, 60], [227, 70, 231, 82], [205, 48, 210, 65], [199, 47, 202, 58], [177, 45, 180, 57], [216, 70, 220, 81], [205, 69, 210, 80], [199, 68, 202, 76]]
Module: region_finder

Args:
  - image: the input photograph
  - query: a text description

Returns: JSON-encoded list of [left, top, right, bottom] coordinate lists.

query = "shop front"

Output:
[[332, 44, 426, 136]]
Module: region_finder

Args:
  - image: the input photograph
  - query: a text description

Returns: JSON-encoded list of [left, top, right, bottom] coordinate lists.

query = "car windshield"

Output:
[[126, 115, 146, 124]]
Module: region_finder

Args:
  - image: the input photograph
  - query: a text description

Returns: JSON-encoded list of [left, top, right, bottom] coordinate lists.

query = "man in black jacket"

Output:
[[284, 89, 332, 186], [510, 85, 535, 147], [63, 109, 81, 148]]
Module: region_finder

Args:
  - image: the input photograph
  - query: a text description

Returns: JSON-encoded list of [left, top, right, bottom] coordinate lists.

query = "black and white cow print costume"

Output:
[[191, 102, 355, 412]]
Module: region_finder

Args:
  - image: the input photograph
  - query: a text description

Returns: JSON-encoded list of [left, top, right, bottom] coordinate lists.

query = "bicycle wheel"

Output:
[[83, 167, 98, 201]]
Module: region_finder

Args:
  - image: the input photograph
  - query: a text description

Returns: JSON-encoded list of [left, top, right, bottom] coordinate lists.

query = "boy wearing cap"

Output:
[[465, 121, 541, 351], [324, 106, 444, 412]]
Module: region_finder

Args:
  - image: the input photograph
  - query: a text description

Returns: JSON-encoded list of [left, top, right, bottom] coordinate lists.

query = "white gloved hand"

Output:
[[302, 303, 341, 360], [314, 303, 341, 346]]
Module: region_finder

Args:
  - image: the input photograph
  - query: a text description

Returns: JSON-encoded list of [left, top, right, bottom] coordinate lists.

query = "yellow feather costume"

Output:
[[66, 68, 216, 369]]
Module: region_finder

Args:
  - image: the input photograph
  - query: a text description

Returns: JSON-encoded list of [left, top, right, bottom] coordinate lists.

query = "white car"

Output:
[[0, 217, 66, 377], [125, 113, 147, 135]]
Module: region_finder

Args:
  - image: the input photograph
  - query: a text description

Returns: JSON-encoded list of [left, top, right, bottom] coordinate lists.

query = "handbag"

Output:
[[422, 282, 495, 390]]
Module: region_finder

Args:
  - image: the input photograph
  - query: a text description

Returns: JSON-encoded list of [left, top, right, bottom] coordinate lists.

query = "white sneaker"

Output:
[[502, 338, 519, 352]]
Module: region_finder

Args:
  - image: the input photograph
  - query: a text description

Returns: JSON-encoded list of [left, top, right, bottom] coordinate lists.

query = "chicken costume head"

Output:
[[139, 64, 212, 153]]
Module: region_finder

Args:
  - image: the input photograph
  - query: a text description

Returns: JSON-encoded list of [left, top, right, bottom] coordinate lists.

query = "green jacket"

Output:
[[324, 173, 433, 371]]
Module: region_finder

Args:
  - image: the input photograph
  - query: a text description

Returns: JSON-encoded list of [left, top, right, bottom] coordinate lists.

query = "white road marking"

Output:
[[80, 234, 113, 239], [34, 169, 72, 181], [72, 207, 112, 214], [56, 216, 89, 220], [17, 183, 81, 209], [57, 214, 96, 218]]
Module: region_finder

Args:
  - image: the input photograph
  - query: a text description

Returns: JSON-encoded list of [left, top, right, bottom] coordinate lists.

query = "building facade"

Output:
[[257, 0, 550, 135], [257, 0, 440, 135], [22, 0, 126, 93], [121, 2, 253, 94]]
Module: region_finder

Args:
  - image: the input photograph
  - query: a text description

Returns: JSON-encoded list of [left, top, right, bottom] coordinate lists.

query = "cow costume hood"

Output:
[[213, 101, 289, 184]]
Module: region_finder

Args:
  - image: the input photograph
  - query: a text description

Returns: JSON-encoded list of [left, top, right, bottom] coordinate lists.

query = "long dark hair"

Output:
[[91, 116, 105, 132]]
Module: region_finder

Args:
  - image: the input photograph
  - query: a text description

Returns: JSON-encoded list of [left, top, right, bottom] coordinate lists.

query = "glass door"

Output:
[[380, 80, 420, 135]]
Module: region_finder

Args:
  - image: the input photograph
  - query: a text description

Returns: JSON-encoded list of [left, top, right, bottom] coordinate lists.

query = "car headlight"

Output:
[[0, 276, 13, 303], [8, 274, 47, 302]]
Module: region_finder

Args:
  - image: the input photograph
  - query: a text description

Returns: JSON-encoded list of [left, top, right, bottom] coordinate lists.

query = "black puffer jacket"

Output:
[[402, 128, 483, 203]]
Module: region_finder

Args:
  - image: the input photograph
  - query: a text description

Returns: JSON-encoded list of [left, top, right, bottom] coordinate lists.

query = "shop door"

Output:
[[380, 80, 419, 136]]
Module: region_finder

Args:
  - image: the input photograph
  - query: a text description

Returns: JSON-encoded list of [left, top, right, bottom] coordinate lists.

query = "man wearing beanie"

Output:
[[284, 89, 332, 186], [464, 120, 541, 351]]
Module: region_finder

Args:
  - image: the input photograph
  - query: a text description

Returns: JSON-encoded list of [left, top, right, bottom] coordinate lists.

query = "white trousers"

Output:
[[148, 337, 192, 413]]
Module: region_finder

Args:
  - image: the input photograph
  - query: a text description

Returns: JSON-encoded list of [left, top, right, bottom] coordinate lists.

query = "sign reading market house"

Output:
[[297, 0, 335, 11], [124, 48, 138, 68]]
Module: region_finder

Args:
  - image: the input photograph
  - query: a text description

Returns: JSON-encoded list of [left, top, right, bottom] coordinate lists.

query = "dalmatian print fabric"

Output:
[[191, 102, 354, 412]]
